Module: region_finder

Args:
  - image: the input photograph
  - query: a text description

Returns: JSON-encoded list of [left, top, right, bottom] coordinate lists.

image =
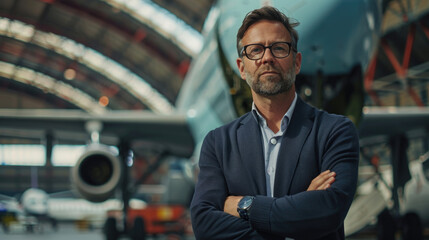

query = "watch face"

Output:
[[239, 196, 254, 209]]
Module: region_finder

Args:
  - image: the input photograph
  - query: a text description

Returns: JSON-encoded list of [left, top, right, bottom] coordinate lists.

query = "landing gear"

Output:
[[132, 216, 146, 240], [104, 217, 119, 240], [377, 209, 396, 240], [377, 209, 424, 240], [401, 212, 423, 240], [1, 223, 9, 233], [103, 216, 147, 240]]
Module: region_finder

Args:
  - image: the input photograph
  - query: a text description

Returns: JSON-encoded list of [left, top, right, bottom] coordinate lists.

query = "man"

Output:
[[190, 6, 359, 240]]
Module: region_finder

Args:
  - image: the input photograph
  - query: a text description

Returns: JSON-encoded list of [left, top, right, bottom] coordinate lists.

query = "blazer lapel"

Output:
[[237, 113, 267, 195], [274, 98, 314, 196]]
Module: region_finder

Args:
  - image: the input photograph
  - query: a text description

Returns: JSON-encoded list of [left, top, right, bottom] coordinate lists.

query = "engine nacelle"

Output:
[[72, 144, 121, 202]]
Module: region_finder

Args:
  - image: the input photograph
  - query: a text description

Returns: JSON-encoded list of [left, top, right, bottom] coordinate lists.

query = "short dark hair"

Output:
[[236, 6, 299, 57]]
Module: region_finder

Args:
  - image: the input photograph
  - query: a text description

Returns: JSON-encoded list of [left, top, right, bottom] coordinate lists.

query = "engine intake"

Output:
[[72, 144, 121, 202]]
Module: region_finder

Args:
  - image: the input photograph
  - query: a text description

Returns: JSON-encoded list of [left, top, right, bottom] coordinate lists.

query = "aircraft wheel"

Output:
[[132, 217, 146, 240], [51, 218, 58, 231], [2, 223, 10, 233], [26, 224, 34, 233], [377, 209, 395, 240], [401, 212, 423, 240], [104, 217, 119, 240]]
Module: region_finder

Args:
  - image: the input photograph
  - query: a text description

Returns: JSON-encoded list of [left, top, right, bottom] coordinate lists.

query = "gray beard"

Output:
[[245, 67, 295, 97]]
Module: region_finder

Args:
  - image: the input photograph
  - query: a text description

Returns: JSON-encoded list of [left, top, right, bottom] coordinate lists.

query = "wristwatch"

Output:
[[237, 196, 255, 220]]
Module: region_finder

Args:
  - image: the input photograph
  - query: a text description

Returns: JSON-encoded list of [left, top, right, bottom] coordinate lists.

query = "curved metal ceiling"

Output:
[[0, 0, 215, 113]]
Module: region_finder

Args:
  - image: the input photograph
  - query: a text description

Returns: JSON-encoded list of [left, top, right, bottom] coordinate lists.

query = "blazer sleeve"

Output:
[[190, 130, 265, 240], [248, 117, 360, 239]]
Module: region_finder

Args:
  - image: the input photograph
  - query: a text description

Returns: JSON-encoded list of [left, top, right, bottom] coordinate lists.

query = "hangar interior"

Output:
[[0, 0, 215, 196], [0, 1, 428, 236]]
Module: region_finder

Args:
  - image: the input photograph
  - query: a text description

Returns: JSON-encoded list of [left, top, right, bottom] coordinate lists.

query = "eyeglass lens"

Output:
[[245, 42, 290, 60]]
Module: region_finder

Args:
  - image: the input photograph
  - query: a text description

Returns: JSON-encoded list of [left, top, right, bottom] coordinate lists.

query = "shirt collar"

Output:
[[251, 92, 297, 132]]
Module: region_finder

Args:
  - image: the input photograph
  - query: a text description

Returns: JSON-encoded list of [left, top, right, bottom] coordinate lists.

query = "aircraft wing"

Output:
[[0, 109, 194, 158], [359, 106, 429, 145]]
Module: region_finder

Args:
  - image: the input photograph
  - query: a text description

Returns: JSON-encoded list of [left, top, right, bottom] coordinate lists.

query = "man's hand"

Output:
[[224, 196, 242, 217], [307, 170, 336, 191]]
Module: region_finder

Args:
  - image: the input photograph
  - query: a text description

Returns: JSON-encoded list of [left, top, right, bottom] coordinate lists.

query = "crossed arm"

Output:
[[223, 170, 336, 217]]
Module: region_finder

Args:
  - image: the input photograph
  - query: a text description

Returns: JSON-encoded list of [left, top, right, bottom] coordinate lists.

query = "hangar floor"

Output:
[[1, 222, 428, 240], [0, 222, 103, 240], [0, 221, 195, 240]]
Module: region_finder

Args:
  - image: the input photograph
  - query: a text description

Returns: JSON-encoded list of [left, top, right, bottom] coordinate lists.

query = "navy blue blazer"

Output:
[[190, 97, 359, 240]]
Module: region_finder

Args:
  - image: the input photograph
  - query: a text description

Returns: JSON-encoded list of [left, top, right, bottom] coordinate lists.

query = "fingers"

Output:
[[318, 174, 335, 190], [307, 170, 336, 191], [319, 170, 335, 190]]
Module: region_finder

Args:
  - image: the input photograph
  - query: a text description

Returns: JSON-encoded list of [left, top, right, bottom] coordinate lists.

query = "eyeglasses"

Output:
[[241, 42, 293, 60]]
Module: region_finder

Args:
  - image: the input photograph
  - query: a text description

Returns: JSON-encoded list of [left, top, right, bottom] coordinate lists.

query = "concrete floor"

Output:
[[1, 221, 428, 240], [0, 221, 194, 240]]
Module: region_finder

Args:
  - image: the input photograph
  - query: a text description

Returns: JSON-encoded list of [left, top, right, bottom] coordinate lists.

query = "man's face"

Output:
[[236, 20, 301, 97]]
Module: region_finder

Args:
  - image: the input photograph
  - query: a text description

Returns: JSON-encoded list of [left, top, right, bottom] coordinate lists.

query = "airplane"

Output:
[[0, 188, 53, 233], [0, 0, 428, 240], [1, 187, 147, 234]]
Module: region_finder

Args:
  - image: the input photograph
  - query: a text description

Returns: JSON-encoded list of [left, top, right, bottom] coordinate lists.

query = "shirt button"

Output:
[[270, 138, 277, 145]]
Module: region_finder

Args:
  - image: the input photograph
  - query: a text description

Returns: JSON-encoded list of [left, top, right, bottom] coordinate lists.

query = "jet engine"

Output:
[[71, 144, 122, 203]]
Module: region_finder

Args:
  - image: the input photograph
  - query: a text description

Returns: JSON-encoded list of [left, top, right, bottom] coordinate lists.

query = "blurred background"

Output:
[[0, 0, 429, 239]]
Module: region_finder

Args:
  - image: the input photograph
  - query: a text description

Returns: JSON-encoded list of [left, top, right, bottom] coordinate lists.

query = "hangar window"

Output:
[[0, 144, 45, 166], [52, 145, 119, 167], [52, 145, 87, 166]]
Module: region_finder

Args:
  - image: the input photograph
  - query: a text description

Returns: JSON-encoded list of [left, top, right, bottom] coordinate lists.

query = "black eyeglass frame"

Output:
[[241, 41, 295, 60]]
